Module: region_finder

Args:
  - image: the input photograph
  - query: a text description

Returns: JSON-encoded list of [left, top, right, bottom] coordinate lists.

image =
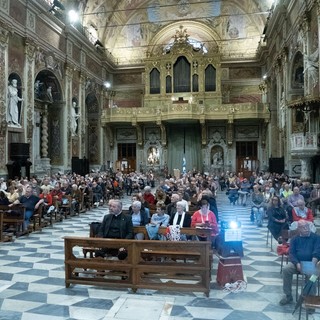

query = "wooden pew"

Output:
[[0, 204, 26, 238], [134, 225, 212, 240], [65, 236, 211, 296]]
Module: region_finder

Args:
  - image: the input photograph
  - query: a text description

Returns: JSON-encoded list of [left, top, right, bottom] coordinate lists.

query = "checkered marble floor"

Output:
[[0, 191, 317, 320]]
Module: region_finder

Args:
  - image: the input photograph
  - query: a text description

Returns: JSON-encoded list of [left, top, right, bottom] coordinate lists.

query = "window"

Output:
[[192, 74, 199, 92], [166, 75, 172, 93], [118, 143, 136, 159], [150, 68, 160, 94], [173, 56, 191, 92], [205, 64, 216, 92]]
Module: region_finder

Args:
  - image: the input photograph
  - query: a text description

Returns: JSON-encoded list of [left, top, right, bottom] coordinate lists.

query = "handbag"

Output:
[[277, 243, 289, 255], [166, 225, 181, 241]]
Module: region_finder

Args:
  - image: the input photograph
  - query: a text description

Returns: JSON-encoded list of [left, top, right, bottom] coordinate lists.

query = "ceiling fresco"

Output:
[[79, 0, 275, 65]]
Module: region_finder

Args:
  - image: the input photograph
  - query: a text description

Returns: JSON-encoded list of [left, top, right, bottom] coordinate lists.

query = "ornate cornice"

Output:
[[287, 97, 320, 109], [0, 20, 12, 45]]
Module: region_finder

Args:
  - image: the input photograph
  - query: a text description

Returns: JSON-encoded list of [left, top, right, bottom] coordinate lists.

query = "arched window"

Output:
[[205, 64, 216, 92], [173, 56, 190, 92], [192, 74, 199, 92], [166, 75, 172, 93], [291, 52, 304, 89], [150, 68, 160, 94]]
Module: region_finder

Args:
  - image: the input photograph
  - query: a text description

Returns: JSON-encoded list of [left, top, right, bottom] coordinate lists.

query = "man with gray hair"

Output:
[[280, 220, 320, 306], [287, 187, 305, 222], [97, 199, 133, 239]]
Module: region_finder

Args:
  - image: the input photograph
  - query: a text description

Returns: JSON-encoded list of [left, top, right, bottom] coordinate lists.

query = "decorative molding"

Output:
[[0, 20, 12, 45], [26, 9, 36, 32], [0, 0, 9, 15]]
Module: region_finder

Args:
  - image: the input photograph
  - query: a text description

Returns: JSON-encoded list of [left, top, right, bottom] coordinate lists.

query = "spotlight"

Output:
[[104, 81, 111, 89], [218, 220, 243, 257], [221, 220, 241, 230], [68, 9, 79, 24]]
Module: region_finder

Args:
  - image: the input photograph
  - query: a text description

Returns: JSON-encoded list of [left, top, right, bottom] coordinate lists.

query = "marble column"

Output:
[[0, 22, 11, 173], [300, 156, 312, 181]]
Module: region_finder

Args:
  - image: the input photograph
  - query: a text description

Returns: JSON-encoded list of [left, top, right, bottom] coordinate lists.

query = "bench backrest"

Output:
[[89, 221, 211, 240], [0, 204, 25, 223]]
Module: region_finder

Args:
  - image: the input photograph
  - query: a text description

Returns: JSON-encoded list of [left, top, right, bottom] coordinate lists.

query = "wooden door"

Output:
[[236, 141, 258, 178]]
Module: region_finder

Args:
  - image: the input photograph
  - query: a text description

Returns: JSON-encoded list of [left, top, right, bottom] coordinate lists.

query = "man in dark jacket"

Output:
[[280, 220, 320, 305], [95, 199, 133, 259], [97, 199, 133, 239]]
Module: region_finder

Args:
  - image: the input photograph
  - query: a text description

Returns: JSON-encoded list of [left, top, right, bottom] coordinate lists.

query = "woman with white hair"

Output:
[[169, 201, 191, 228], [130, 200, 149, 239]]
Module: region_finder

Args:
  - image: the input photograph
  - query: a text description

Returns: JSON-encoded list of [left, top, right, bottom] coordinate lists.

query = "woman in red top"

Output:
[[292, 199, 314, 223], [40, 188, 53, 215], [191, 199, 219, 242]]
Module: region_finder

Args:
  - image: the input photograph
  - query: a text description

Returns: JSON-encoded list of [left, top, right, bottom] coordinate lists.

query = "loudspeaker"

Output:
[[10, 143, 30, 160], [269, 157, 284, 174]]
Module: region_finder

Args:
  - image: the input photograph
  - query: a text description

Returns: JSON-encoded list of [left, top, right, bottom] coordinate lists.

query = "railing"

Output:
[[290, 132, 319, 153], [101, 102, 270, 124]]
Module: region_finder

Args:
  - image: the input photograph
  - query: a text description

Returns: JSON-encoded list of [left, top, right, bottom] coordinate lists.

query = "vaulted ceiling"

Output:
[[81, 0, 275, 66]]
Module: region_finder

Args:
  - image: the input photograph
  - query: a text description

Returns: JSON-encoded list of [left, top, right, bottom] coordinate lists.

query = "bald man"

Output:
[[280, 220, 320, 305]]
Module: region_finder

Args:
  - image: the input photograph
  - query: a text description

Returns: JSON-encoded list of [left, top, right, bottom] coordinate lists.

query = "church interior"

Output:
[[0, 0, 319, 180], [1, 2, 320, 320]]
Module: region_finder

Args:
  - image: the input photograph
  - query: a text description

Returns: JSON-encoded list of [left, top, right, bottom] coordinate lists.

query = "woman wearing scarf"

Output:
[[292, 199, 314, 223], [169, 201, 191, 228], [168, 201, 191, 241]]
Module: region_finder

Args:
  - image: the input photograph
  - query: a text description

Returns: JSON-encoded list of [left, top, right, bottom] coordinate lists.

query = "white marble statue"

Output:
[[304, 48, 319, 88], [71, 101, 80, 135], [8, 79, 23, 126]]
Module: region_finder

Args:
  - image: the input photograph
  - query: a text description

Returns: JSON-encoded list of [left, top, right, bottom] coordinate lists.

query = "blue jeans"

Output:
[[24, 209, 33, 230], [252, 206, 264, 226]]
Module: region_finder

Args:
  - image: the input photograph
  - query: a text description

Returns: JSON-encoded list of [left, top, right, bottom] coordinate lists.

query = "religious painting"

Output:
[[147, 147, 160, 165], [211, 146, 224, 166]]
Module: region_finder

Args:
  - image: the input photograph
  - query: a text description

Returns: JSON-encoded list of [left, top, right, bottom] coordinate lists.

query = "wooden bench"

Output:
[[0, 204, 26, 238], [64, 236, 211, 296], [82, 225, 212, 257]]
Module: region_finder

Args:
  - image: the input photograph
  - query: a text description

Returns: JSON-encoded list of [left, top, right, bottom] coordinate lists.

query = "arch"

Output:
[[35, 70, 63, 102], [291, 51, 304, 89], [148, 20, 220, 56]]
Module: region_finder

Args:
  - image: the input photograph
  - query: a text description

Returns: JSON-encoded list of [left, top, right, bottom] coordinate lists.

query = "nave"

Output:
[[0, 192, 315, 320]]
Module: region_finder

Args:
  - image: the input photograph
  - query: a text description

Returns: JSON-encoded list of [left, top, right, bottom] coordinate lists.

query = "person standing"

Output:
[[8, 79, 23, 126]]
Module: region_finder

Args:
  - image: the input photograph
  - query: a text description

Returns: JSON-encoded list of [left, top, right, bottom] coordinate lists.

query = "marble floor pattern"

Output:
[[0, 191, 319, 320]]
